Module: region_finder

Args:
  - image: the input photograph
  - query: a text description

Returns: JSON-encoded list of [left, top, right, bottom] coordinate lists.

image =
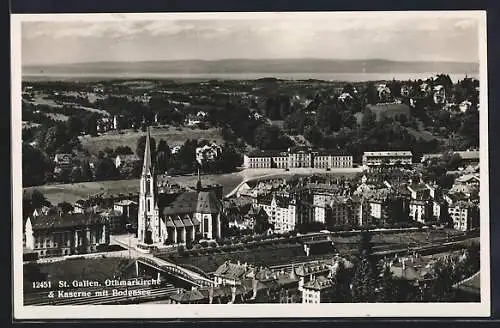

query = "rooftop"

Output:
[[303, 275, 333, 290], [363, 151, 413, 157], [29, 213, 105, 230]]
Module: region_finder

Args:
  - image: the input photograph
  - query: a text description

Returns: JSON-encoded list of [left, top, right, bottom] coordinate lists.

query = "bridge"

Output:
[[110, 235, 213, 288], [134, 256, 213, 288]]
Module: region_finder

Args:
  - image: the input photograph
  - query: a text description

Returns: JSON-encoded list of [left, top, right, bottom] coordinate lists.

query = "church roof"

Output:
[[162, 192, 199, 216], [196, 191, 221, 214], [165, 215, 200, 228]]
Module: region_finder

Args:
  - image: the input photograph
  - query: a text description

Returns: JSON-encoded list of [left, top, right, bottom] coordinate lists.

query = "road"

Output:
[[225, 167, 363, 198]]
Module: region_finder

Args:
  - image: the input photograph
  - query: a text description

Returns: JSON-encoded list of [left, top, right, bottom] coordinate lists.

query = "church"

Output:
[[137, 128, 224, 245]]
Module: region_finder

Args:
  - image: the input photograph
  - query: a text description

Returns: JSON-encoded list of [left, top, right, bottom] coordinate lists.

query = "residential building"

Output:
[[459, 100, 472, 113], [301, 276, 334, 303], [196, 143, 222, 163], [433, 85, 446, 104], [114, 199, 138, 219], [258, 193, 297, 234], [115, 154, 140, 169], [213, 261, 253, 287], [362, 151, 413, 167], [312, 194, 359, 228], [448, 201, 479, 231], [421, 151, 479, 166], [24, 213, 109, 258], [53, 153, 72, 167], [409, 199, 434, 223]]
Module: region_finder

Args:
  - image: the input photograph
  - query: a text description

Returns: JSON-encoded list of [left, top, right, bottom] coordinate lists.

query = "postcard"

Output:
[[11, 11, 490, 319]]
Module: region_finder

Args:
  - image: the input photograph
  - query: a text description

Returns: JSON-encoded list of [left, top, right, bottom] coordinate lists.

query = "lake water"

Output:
[[22, 72, 478, 83]]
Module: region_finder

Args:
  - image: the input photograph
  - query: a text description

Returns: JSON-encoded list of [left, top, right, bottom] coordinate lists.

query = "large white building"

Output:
[[362, 151, 413, 167], [244, 147, 353, 169], [258, 194, 298, 234]]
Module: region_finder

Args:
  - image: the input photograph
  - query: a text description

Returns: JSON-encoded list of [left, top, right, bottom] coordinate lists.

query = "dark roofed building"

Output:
[[24, 213, 109, 258]]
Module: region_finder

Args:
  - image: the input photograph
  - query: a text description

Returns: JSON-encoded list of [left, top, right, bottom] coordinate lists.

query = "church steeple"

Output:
[[142, 127, 153, 176], [196, 166, 202, 191]]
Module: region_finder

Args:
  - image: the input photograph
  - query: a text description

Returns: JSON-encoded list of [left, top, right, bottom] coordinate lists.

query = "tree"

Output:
[[254, 214, 272, 234], [216, 144, 243, 173], [84, 113, 99, 137], [68, 166, 83, 183], [427, 260, 456, 302], [254, 124, 292, 150], [378, 265, 395, 302], [332, 260, 352, 302], [66, 116, 84, 137], [358, 230, 374, 260], [22, 143, 50, 187], [80, 160, 93, 182], [23, 189, 51, 217], [284, 110, 306, 134], [94, 157, 120, 181], [351, 258, 377, 302], [361, 109, 376, 130], [57, 202, 74, 214], [342, 84, 356, 95], [115, 146, 133, 155], [366, 83, 378, 105], [351, 229, 379, 302], [157, 139, 171, 154], [387, 79, 402, 99]]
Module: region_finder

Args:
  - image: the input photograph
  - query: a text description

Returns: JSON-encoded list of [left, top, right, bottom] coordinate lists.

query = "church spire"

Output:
[[142, 126, 153, 176], [196, 165, 202, 190]]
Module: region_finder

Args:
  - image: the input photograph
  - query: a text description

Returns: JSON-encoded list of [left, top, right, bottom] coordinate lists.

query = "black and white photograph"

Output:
[[11, 11, 490, 319]]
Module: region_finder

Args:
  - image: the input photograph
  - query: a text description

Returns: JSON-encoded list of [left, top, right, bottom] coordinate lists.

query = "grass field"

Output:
[[79, 126, 225, 155], [25, 172, 245, 205]]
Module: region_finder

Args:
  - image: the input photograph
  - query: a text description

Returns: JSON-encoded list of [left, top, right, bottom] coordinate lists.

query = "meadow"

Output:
[[79, 126, 225, 155]]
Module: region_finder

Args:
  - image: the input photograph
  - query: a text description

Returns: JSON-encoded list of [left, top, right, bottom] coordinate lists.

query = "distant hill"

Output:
[[23, 59, 479, 76]]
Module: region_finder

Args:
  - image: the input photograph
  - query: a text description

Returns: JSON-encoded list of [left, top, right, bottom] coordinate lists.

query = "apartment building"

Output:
[[362, 151, 413, 167]]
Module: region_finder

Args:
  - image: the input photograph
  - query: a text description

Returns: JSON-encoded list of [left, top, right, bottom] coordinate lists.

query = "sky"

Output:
[[20, 12, 481, 65]]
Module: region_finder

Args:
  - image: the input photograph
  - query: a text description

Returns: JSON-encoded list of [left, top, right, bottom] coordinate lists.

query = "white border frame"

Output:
[[11, 11, 490, 319]]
